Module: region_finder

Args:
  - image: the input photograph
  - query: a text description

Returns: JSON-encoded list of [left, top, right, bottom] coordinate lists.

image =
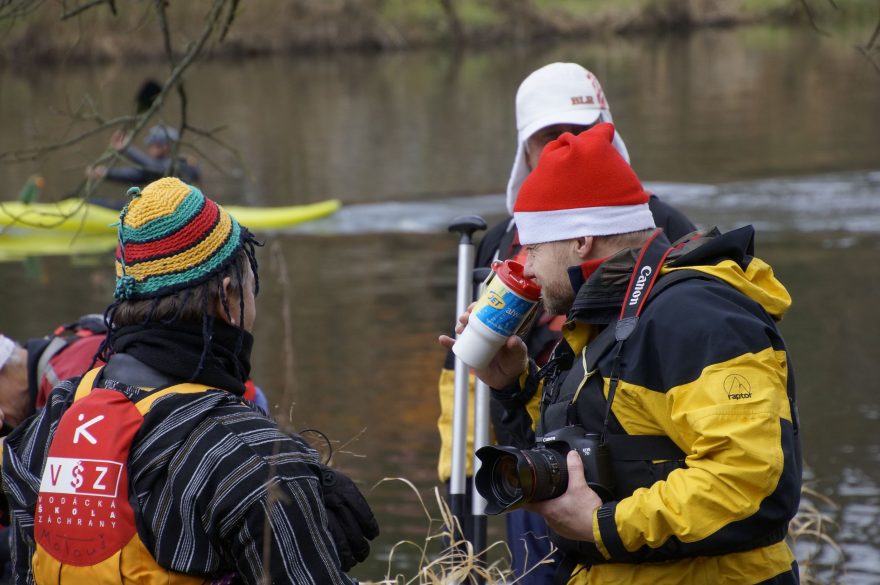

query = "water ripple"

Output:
[[290, 170, 880, 236]]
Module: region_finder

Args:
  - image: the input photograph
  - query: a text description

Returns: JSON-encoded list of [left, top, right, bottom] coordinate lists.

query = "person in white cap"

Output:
[[441, 124, 801, 585], [436, 62, 696, 583]]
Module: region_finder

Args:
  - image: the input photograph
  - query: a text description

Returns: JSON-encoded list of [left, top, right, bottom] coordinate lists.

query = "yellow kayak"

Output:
[[0, 199, 119, 234], [0, 198, 341, 234], [0, 232, 117, 262], [226, 199, 341, 230]]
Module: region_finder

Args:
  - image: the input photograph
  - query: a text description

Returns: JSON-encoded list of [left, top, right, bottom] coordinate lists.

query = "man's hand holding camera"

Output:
[[439, 305, 604, 543], [524, 451, 602, 542], [438, 303, 529, 389]]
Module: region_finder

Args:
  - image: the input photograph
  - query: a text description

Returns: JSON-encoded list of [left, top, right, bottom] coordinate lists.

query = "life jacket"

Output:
[[35, 315, 108, 409], [539, 232, 688, 506], [31, 368, 218, 585], [538, 234, 701, 577]]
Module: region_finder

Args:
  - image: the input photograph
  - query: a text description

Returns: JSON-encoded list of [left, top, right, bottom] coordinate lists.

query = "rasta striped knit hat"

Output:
[[114, 177, 248, 300]]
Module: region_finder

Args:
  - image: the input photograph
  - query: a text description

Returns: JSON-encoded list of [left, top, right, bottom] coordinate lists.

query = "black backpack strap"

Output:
[[604, 434, 685, 461], [34, 336, 72, 394], [583, 323, 617, 374]]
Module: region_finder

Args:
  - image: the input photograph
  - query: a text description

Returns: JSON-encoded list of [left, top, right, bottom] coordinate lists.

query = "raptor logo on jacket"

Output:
[[723, 374, 752, 400]]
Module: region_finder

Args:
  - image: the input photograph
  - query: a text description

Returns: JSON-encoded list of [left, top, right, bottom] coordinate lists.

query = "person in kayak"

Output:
[[2, 177, 378, 584], [86, 124, 201, 189], [435, 62, 696, 583], [441, 124, 801, 585]]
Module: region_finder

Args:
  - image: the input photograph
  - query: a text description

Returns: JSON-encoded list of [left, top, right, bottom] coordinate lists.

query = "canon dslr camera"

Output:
[[474, 426, 614, 515]]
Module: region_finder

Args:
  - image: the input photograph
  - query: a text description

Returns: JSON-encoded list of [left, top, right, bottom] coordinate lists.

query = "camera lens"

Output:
[[522, 449, 567, 502], [475, 444, 569, 514], [489, 449, 567, 504], [492, 455, 522, 502]]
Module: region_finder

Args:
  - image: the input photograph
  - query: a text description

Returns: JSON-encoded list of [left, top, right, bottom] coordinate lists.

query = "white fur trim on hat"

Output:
[[505, 63, 631, 215], [0, 334, 16, 371], [514, 203, 655, 245]]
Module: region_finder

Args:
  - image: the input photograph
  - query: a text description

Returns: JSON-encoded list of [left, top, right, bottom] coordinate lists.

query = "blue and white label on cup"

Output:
[[472, 279, 536, 337]]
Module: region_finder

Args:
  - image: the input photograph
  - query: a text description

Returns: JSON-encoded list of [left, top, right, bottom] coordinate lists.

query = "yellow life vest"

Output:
[[32, 368, 219, 585]]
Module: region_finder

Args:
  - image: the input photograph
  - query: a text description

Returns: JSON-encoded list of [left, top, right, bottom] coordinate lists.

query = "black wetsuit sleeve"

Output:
[[104, 165, 162, 185]]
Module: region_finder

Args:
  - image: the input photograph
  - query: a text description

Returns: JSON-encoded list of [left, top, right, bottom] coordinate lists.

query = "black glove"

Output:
[[319, 465, 380, 572]]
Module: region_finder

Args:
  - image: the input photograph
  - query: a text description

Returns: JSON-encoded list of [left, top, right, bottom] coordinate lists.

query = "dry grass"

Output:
[[787, 485, 847, 585], [363, 481, 848, 584], [363, 478, 532, 585]]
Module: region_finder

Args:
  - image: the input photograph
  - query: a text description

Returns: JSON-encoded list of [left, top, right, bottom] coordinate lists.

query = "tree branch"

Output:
[[865, 10, 880, 51], [0, 0, 242, 234], [1, 0, 230, 167], [798, 0, 830, 36], [0, 0, 45, 21], [857, 45, 880, 75], [184, 123, 252, 180], [60, 0, 109, 21], [0, 115, 135, 163], [219, 0, 239, 43]]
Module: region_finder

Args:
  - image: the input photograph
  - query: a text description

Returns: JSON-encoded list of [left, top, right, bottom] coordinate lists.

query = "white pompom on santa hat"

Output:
[[513, 123, 655, 245]]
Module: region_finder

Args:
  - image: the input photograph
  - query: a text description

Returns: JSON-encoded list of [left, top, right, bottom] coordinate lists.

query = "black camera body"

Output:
[[475, 425, 615, 515]]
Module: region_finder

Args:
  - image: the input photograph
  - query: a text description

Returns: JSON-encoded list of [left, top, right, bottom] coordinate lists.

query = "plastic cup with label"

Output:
[[452, 259, 541, 370]]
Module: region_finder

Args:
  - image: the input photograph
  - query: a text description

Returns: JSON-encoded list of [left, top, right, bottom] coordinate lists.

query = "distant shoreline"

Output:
[[0, 0, 800, 66]]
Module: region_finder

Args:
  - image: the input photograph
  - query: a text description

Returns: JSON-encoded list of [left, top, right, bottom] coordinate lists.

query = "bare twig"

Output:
[[0, 0, 45, 21], [0, 0, 231, 181], [219, 0, 240, 42], [439, 0, 464, 46], [0, 115, 136, 163], [0, 1, 238, 234], [269, 239, 298, 425], [185, 124, 253, 180], [798, 0, 830, 36], [857, 45, 880, 74], [60, 0, 109, 21], [865, 10, 880, 51]]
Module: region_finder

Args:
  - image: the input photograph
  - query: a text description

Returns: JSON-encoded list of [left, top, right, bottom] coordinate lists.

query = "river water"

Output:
[[1, 24, 879, 584]]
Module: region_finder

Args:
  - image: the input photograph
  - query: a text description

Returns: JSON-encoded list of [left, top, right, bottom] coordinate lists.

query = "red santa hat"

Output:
[[513, 123, 655, 245]]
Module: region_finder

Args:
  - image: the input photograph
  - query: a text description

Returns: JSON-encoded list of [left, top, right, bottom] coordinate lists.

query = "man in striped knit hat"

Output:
[[2, 177, 378, 584]]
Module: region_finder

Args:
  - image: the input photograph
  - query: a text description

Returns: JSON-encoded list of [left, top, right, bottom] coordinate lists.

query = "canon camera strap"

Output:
[[598, 229, 673, 445]]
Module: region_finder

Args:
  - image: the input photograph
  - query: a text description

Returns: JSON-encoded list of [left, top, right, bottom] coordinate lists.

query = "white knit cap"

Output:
[[506, 63, 631, 215], [0, 334, 16, 371]]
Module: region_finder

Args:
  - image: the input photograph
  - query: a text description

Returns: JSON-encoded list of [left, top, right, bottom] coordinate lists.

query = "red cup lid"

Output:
[[492, 260, 541, 301]]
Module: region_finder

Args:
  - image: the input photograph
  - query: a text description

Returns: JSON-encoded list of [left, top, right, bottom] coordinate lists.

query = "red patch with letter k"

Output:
[[36, 388, 143, 565]]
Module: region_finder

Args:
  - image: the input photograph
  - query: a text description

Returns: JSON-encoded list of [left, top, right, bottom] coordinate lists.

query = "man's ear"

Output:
[[573, 236, 594, 260], [214, 276, 235, 325]]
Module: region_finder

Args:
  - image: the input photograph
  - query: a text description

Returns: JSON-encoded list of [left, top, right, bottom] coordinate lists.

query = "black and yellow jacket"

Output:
[[437, 196, 697, 481], [494, 226, 802, 585]]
